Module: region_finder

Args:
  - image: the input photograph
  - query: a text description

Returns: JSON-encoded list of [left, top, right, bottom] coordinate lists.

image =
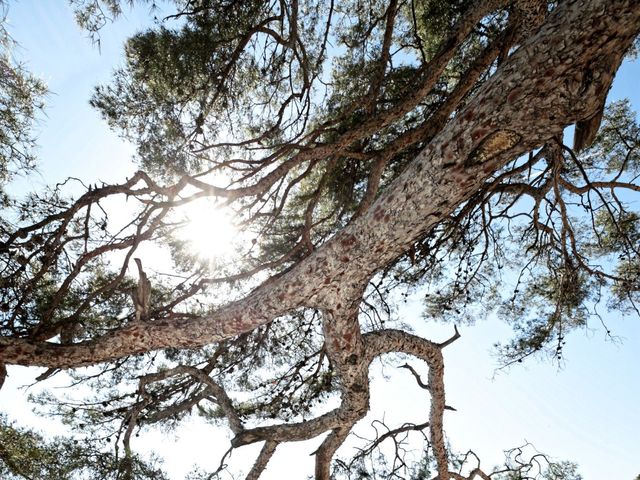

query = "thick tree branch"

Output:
[[245, 441, 278, 480], [314, 427, 351, 480]]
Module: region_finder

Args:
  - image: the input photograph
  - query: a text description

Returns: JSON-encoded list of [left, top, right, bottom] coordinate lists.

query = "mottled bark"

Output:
[[314, 427, 351, 480], [245, 441, 278, 480]]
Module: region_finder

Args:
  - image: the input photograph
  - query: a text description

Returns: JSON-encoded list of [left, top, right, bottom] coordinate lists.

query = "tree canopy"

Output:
[[1, 0, 640, 478]]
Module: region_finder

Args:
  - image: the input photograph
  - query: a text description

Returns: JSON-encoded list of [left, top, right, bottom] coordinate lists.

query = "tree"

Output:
[[1, 0, 639, 478]]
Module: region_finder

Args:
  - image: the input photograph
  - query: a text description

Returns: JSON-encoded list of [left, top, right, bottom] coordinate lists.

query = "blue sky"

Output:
[[1, 2, 639, 479]]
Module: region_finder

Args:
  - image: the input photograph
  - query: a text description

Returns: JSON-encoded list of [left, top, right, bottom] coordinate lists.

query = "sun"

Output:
[[180, 198, 238, 259]]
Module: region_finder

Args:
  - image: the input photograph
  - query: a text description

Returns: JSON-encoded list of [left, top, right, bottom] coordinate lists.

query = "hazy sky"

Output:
[[1, 2, 639, 479]]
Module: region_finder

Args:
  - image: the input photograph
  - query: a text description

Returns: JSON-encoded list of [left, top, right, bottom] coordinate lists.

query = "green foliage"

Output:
[[414, 0, 473, 55], [71, 0, 136, 39], [89, 0, 309, 178], [542, 461, 583, 480], [493, 456, 583, 480], [592, 209, 640, 254], [0, 413, 167, 480], [0, 2, 47, 192], [494, 460, 583, 480]]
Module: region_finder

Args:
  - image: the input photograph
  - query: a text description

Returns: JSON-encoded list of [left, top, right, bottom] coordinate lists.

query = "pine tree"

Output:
[[1, 0, 640, 478]]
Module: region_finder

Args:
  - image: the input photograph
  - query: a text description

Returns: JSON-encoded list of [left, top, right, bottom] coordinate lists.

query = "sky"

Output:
[[0, 2, 639, 479]]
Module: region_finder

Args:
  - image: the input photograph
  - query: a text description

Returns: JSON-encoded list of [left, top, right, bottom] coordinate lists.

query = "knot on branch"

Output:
[[466, 130, 522, 168]]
